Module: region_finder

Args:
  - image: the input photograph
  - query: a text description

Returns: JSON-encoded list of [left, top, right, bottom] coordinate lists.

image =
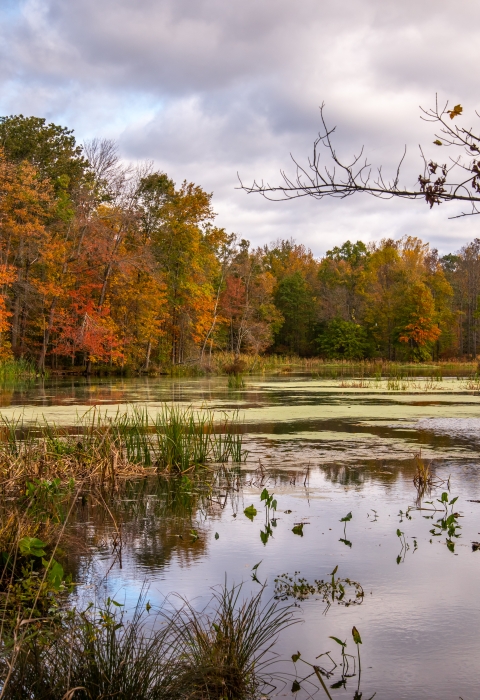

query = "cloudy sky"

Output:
[[1, 0, 479, 256]]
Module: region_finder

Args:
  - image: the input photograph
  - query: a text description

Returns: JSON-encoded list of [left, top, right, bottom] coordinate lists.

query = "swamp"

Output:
[[1, 364, 480, 699]]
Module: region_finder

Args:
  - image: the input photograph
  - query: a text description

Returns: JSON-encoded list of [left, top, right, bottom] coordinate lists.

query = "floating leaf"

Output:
[[330, 565, 338, 576], [292, 651, 301, 663], [284, 510, 292, 514], [146, 601, 151, 612], [252, 561, 262, 571], [214, 532, 219, 540], [244, 504, 257, 521], [340, 512, 352, 523], [433, 139, 443, 145], [291, 680, 301, 692], [292, 523, 304, 536]]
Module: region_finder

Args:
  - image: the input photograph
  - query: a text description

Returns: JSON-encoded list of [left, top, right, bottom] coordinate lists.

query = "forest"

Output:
[[0, 114, 480, 373]]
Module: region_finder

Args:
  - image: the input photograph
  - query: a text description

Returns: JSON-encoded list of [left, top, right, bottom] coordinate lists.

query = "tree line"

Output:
[[0, 114, 479, 372]]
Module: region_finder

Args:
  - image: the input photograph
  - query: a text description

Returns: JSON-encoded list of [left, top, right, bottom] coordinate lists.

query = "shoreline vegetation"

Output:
[[3, 354, 480, 381]]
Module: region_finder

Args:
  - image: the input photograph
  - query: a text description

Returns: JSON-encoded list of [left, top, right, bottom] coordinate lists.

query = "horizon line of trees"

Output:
[[0, 114, 479, 372]]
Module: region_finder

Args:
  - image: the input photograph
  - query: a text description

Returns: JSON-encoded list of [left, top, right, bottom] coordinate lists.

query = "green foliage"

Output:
[[325, 240, 370, 265], [274, 271, 316, 355], [244, 504, 257, 521], [25, 477, 75, 523], [0, 114, 88, 192], [316, 319, 370, 360]]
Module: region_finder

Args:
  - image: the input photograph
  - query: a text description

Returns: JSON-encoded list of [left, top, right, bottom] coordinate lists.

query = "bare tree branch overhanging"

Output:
[[239, 97, 480, 218]]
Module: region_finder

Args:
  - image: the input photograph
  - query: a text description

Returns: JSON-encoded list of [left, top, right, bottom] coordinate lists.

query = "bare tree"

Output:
[[239, 97, 480, 218]]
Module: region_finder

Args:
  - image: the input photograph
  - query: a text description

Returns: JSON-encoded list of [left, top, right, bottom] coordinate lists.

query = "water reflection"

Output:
[[64, 457, 480, 700]]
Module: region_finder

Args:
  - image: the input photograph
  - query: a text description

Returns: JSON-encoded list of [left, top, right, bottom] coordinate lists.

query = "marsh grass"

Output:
[[0, 584, 296, 700], [0, 406, 247, 488], [227, 374, 246, 389], [0, 359, 36, 383]]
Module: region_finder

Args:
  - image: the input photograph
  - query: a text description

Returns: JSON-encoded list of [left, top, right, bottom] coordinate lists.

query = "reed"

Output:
[[0, 406, 247, 488], [0, 584, 296, 700], [0, 358, 36, 382]]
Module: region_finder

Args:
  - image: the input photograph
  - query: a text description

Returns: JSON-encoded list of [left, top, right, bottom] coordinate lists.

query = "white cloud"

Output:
[[1, 0, 480, 256]]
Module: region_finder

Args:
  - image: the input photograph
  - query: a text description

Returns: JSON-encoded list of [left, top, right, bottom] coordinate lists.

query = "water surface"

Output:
[[4, 374, 480, 699]]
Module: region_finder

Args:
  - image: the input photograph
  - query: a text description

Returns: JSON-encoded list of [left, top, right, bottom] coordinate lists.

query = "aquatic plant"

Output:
[[290, 626, 374, 700], [396, 528, 409, 564], [274, 566, 364, 613], [0, 406, 247, 487], [429, 492, 461, 552], [0, 584, 297, 700], [227, 373, 246, 389]]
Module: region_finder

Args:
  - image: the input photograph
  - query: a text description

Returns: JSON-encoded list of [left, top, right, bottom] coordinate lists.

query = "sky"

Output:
[[1, 0, 480, 257]]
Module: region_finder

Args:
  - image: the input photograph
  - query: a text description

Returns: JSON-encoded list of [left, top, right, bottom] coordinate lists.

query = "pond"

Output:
[[4, 373, 480, 699]]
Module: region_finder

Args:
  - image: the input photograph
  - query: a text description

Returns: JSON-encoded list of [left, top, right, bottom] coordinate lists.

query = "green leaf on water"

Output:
[[244, 505, 257, 521], [292, 523, 304, 536], [260, 488, 268, 501], [330, 565, 338, 576], [214, 532, 219, 540], [252, 561, 262, 571], [291, 680, 301, 692], [396, 529, 402, 537], [352, 626, 362, 645], [340, 512, 352, 523], [449, 496, 458, 506], [396, 555, 402, 564], [292, 652, 301, 663], [446, 538, 455, 553], [329, 636, 346, 647]]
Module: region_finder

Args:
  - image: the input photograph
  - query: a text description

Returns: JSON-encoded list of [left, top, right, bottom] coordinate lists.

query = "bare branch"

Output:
[[239, 100, 480, 217]]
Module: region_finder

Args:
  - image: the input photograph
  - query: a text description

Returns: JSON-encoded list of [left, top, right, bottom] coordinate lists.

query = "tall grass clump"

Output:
[[0, 358, 36, 382], [169, 583, 295, 699], [0, 406, 247, 489], [0, 584, 296, 700]]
